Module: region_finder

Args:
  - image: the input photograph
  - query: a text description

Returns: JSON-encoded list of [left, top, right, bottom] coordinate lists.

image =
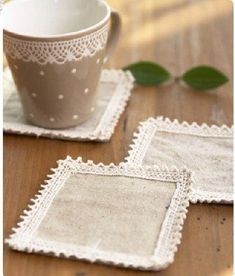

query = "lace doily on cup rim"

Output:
[[4, 24, 109, 65]]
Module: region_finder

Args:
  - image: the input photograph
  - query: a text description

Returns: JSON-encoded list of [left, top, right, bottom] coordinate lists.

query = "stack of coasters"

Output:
[[6, 157, 191, 271], [125, 117, 233, 204], [3, 68, 134, 142]]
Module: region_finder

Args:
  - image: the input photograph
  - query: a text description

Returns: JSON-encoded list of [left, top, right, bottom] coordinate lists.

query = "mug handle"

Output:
[[103, 10, 121, 63]]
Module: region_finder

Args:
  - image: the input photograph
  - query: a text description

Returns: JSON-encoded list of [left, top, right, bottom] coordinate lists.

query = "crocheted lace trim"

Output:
[[3, 69, 134, 142], [5, 157, 191, 270], [189, 190, 233, 204], [149, 117, 232, 137], [4, 24, 109, 65], [125, 116, 233, 204]]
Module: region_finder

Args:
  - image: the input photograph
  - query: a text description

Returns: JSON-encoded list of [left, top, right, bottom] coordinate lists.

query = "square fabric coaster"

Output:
[[125, 117, 233, 204], [3, 68, 134, 142], [6, 157, 191, 271]]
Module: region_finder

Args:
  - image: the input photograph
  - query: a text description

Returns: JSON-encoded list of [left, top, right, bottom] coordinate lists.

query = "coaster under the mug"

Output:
[[5, 156, 191, 271], [3, 68, 134, 142], [125, 117, 233, 204]]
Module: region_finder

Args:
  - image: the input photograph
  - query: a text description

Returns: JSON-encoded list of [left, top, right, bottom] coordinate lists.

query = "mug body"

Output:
[[3, 0, 111, 129]]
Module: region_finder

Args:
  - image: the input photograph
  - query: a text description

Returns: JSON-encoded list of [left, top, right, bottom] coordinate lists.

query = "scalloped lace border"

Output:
[[5, 156, 192, 271], [3, 69, 134, 142], [4, 24, 109, 65], [125, 116, 233, 204]]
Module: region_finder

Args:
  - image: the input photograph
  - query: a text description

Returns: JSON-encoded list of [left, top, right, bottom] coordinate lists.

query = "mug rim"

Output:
[[3, 0, 111, 40]]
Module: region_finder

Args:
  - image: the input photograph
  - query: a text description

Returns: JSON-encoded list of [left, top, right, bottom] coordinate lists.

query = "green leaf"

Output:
[[181, 65, 229, 90], [123, 61, 171, 86]]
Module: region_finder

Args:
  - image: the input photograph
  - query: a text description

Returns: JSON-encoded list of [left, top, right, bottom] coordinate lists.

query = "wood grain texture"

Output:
[[4, 0, 233, 275]]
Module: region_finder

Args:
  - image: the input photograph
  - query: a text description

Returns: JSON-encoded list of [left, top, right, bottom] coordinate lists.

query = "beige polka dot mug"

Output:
[[3, 0, 121, 128]]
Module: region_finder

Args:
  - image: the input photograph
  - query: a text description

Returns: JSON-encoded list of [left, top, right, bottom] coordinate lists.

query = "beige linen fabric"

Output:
[[6, 157, 191, 270], [126, 117, 233, 203], [35, 174, 175, 257], [145, 133, 232, 194], [3, 68, 134, 141]]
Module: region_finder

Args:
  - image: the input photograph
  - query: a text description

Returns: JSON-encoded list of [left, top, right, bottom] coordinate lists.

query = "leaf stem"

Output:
[[174, 76, 181, 83]]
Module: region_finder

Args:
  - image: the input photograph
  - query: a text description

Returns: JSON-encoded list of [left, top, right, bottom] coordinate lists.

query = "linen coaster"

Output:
[[6, 156, 191, 271], [3, 68, 134, 142], [125, 117, 233, 204]]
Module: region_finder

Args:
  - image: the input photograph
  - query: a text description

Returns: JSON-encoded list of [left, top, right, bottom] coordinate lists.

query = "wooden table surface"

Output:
[[4, 0, 233, 275]]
